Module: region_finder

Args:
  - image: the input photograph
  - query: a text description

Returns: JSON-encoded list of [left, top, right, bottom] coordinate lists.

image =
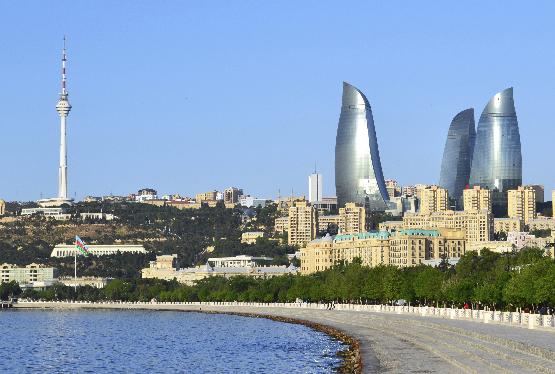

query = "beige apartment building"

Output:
[[241, 231, 265, 244], [508, 186, 536, 223], [463, 186, 492, 213], [0, 199, 5, 216], [385, 179, 401, 199], [318, 214, 341, 232], [274, 216, 289, 233], [526, 185, 544, 203], [300, 228, 465, 274], [288, 201, 318, 247], [494, 218, 524, 234], [224, 187, 243, 204], [419, 185, 449, 214], [195, 191, 218, 202], [338, 203, 366, 234], [527, 217, 555, 232], [403, 210, 492, 243], [378, 220, 404, 232]]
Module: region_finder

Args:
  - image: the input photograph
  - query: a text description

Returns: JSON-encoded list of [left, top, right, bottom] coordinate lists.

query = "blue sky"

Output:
[[1, 1, 554, 201]]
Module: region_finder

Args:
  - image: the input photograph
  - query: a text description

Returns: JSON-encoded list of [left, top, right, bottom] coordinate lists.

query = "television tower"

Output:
[[55, 37, 72, 199]]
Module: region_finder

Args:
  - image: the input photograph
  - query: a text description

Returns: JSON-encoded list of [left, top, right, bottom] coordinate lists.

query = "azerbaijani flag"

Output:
[[75, 236, 91, 256]]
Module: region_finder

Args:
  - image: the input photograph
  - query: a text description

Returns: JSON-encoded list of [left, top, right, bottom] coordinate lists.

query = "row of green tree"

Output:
[[10, 249, 554, 311]]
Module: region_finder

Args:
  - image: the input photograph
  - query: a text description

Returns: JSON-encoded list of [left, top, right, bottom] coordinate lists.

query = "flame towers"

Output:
[[469, 88, 522, 192], [335, 82, 389, 210], [439, 108, 476, 207]]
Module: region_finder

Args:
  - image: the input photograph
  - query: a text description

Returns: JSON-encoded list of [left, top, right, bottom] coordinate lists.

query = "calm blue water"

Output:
[[0, 310, 345, 373]]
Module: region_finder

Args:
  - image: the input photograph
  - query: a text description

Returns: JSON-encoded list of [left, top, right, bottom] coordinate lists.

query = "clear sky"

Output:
[[1, 1, 554, 201]]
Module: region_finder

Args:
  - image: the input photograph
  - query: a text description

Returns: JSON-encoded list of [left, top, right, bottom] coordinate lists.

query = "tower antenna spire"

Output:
[[61, 36, 68, 95]]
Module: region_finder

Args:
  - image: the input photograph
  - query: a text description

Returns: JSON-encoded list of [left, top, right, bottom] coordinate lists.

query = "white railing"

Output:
[[16, 300, 554, 330]]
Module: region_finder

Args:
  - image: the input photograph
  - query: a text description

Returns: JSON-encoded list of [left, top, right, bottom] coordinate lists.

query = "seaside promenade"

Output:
[[15, 301, 555, 373]]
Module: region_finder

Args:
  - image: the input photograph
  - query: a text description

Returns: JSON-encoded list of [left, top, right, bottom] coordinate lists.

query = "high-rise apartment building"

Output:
[[224, 187, 243, 204], [439, 108, 476, 207], [335, 82, 389, 210], [288, 201, 318, 247], [419, 186, 449, 215], [526, 185, 544, 203], [470, 88, 522, 193], [508, 186, 536, 223], [338, 203, 366, 234], [308, 173, 322, 203], [0, 199, 5, 216], [385, 179, 402, 199], [463, 186, 492, 213]]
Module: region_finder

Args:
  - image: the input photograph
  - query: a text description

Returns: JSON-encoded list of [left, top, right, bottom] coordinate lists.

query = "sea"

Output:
[[0, 309, 345, 373]]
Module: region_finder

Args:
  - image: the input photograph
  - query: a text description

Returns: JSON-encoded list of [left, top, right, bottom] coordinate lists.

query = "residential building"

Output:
[[463, 186, 492, 213], [0, 199, 5, 216], [318, 215, 341, 233], [195, 191, 218, 202], [527, 217, 555, 232], [386, 196, 418, 217], [494, 218, 524, 234], [385, 179, 402, 199], [288, 201, 318, 247], [274, 217, 289, 234], [335, 82, 389, 210], [419, 185, 449, 214], [224, 187, 243, 204], [469, 87, 521, 193], [308, 173, 323, 203], [51, 244, 147, 257], [241, 232, 265, 244], [402, 185, 417, 197], [1, 263, 58, 287], [300, 228, 465, 274], [378, 220, 404, 232], [313, 197, 338, 214], [238, 195, 268, 208], [338, 203, 366, 234], [526, 185, 544, 203], [439, 108, 476, 207], [403, 210, 493, 243], [508, 186, 536, 223], [136, 188, 158, 202]]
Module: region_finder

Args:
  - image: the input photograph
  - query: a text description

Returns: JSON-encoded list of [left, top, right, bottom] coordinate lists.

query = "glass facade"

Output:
[[469, 87, 522, 192], [439, 108, 476, 207], [335, 82, 389, 211]]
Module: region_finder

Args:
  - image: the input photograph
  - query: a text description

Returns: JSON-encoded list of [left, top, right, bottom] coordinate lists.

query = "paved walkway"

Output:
[[15, 302, 555, 373]]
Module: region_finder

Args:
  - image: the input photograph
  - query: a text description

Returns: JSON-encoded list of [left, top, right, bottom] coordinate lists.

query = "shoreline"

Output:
[[12, 302, 363, 373], [13, 301, 555, 373]]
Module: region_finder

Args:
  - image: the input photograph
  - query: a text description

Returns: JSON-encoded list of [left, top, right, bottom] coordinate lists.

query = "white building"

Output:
[[238, 195, 268, 208], [142, 255, 298, 286], [1, 263, 58, 288], [308, 173, 323, 203], [51, 244, 147, 257], [207, 255, 273, 268], [135, 188, 158, 202]]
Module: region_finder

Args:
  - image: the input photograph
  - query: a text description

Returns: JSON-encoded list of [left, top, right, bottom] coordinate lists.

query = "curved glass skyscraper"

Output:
[[469, 87, 522, 192], [439, 108, 475, 206], [335, 82, 388, 210]]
